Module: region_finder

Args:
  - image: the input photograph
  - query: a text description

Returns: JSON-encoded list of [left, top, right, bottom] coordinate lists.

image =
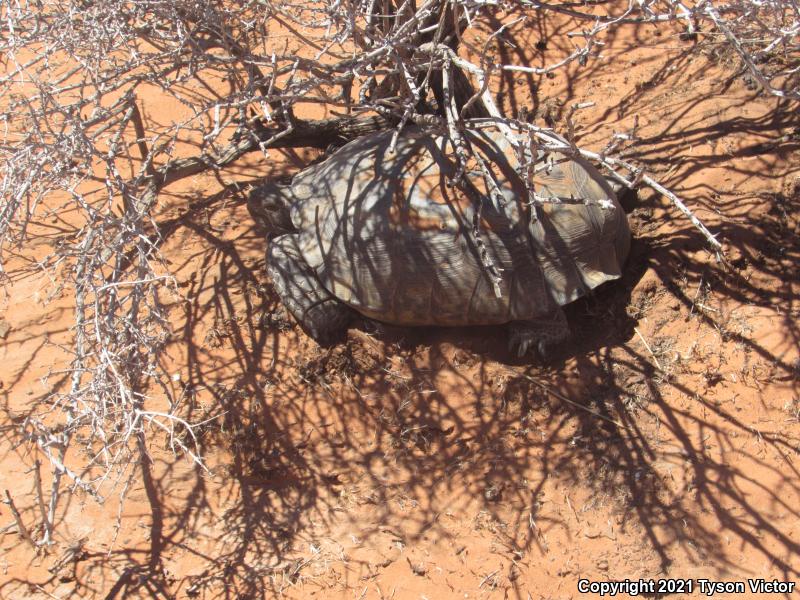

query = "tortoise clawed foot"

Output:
[[508, 310, 570, 360], [268, 234, 353, 346], [508, 329, 534, 358], [360, 317, 388, 336], [508, 327, 541, 359], [303, 299, 353, 346], [536, 338, 559, 362]]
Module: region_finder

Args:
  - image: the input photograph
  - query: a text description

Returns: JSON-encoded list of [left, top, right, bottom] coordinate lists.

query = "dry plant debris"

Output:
[[0, 0, 798, 598]]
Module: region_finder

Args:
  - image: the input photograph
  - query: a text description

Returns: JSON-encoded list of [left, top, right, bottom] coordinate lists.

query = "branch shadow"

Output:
[[9, 171, 790, 599], [2, 6, 800, 597]]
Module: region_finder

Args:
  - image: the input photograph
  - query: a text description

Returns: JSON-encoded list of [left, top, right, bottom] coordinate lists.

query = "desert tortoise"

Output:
[[248, 126, 630, 357]]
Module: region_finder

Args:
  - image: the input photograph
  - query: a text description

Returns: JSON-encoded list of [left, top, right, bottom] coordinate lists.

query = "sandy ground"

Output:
[[1, 8, 799, 600]]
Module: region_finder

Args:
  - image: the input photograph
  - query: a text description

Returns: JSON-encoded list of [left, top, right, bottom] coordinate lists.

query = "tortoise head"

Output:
[[247, 181, 297, 236]]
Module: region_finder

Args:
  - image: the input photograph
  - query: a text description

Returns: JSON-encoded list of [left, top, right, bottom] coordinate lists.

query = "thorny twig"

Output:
[[3, 490, 36, 550]]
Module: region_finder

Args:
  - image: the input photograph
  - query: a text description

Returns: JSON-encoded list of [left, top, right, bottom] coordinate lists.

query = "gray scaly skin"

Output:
[[249, 126, 630, 358], [267, 233, 355, 346]]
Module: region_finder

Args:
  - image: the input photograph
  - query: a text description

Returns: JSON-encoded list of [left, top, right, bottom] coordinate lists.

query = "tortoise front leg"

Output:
[[267, 234, 353, 345], [508, 307, 570, 359]]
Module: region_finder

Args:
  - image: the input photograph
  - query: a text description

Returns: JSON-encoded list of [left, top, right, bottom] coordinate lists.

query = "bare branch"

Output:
[[3, 490, 36, 550], [0, 0, 790, 545]]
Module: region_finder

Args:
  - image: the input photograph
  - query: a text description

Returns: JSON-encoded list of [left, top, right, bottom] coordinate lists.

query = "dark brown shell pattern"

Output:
[[288, 127, 630, 326]]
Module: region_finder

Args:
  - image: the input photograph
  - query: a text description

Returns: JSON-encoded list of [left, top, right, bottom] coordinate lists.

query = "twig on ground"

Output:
[[31, 459, 52, 545], [634, 327, 664, 372], [3, 490, 37, 550], [508, 372, 625, 429]]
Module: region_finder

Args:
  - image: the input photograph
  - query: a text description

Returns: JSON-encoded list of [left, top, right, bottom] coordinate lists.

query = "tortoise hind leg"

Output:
[[267, 234, 353, 345], [508, 307, 570, 359]]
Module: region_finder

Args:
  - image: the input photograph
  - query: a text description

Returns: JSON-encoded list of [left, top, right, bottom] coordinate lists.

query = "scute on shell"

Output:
[[285, 126, 630, 326]]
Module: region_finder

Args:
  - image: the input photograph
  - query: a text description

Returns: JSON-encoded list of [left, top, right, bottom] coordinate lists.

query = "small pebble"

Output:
[[484, 486, 501, 502]]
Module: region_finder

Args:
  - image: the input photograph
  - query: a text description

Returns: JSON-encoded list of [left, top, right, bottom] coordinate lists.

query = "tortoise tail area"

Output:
[[464, 129, 631, 310], [527, 157, 631, 307]]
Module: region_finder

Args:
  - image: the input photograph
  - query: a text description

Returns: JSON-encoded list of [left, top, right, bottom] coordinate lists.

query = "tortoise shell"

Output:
[[286, 126, 630, 326]]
